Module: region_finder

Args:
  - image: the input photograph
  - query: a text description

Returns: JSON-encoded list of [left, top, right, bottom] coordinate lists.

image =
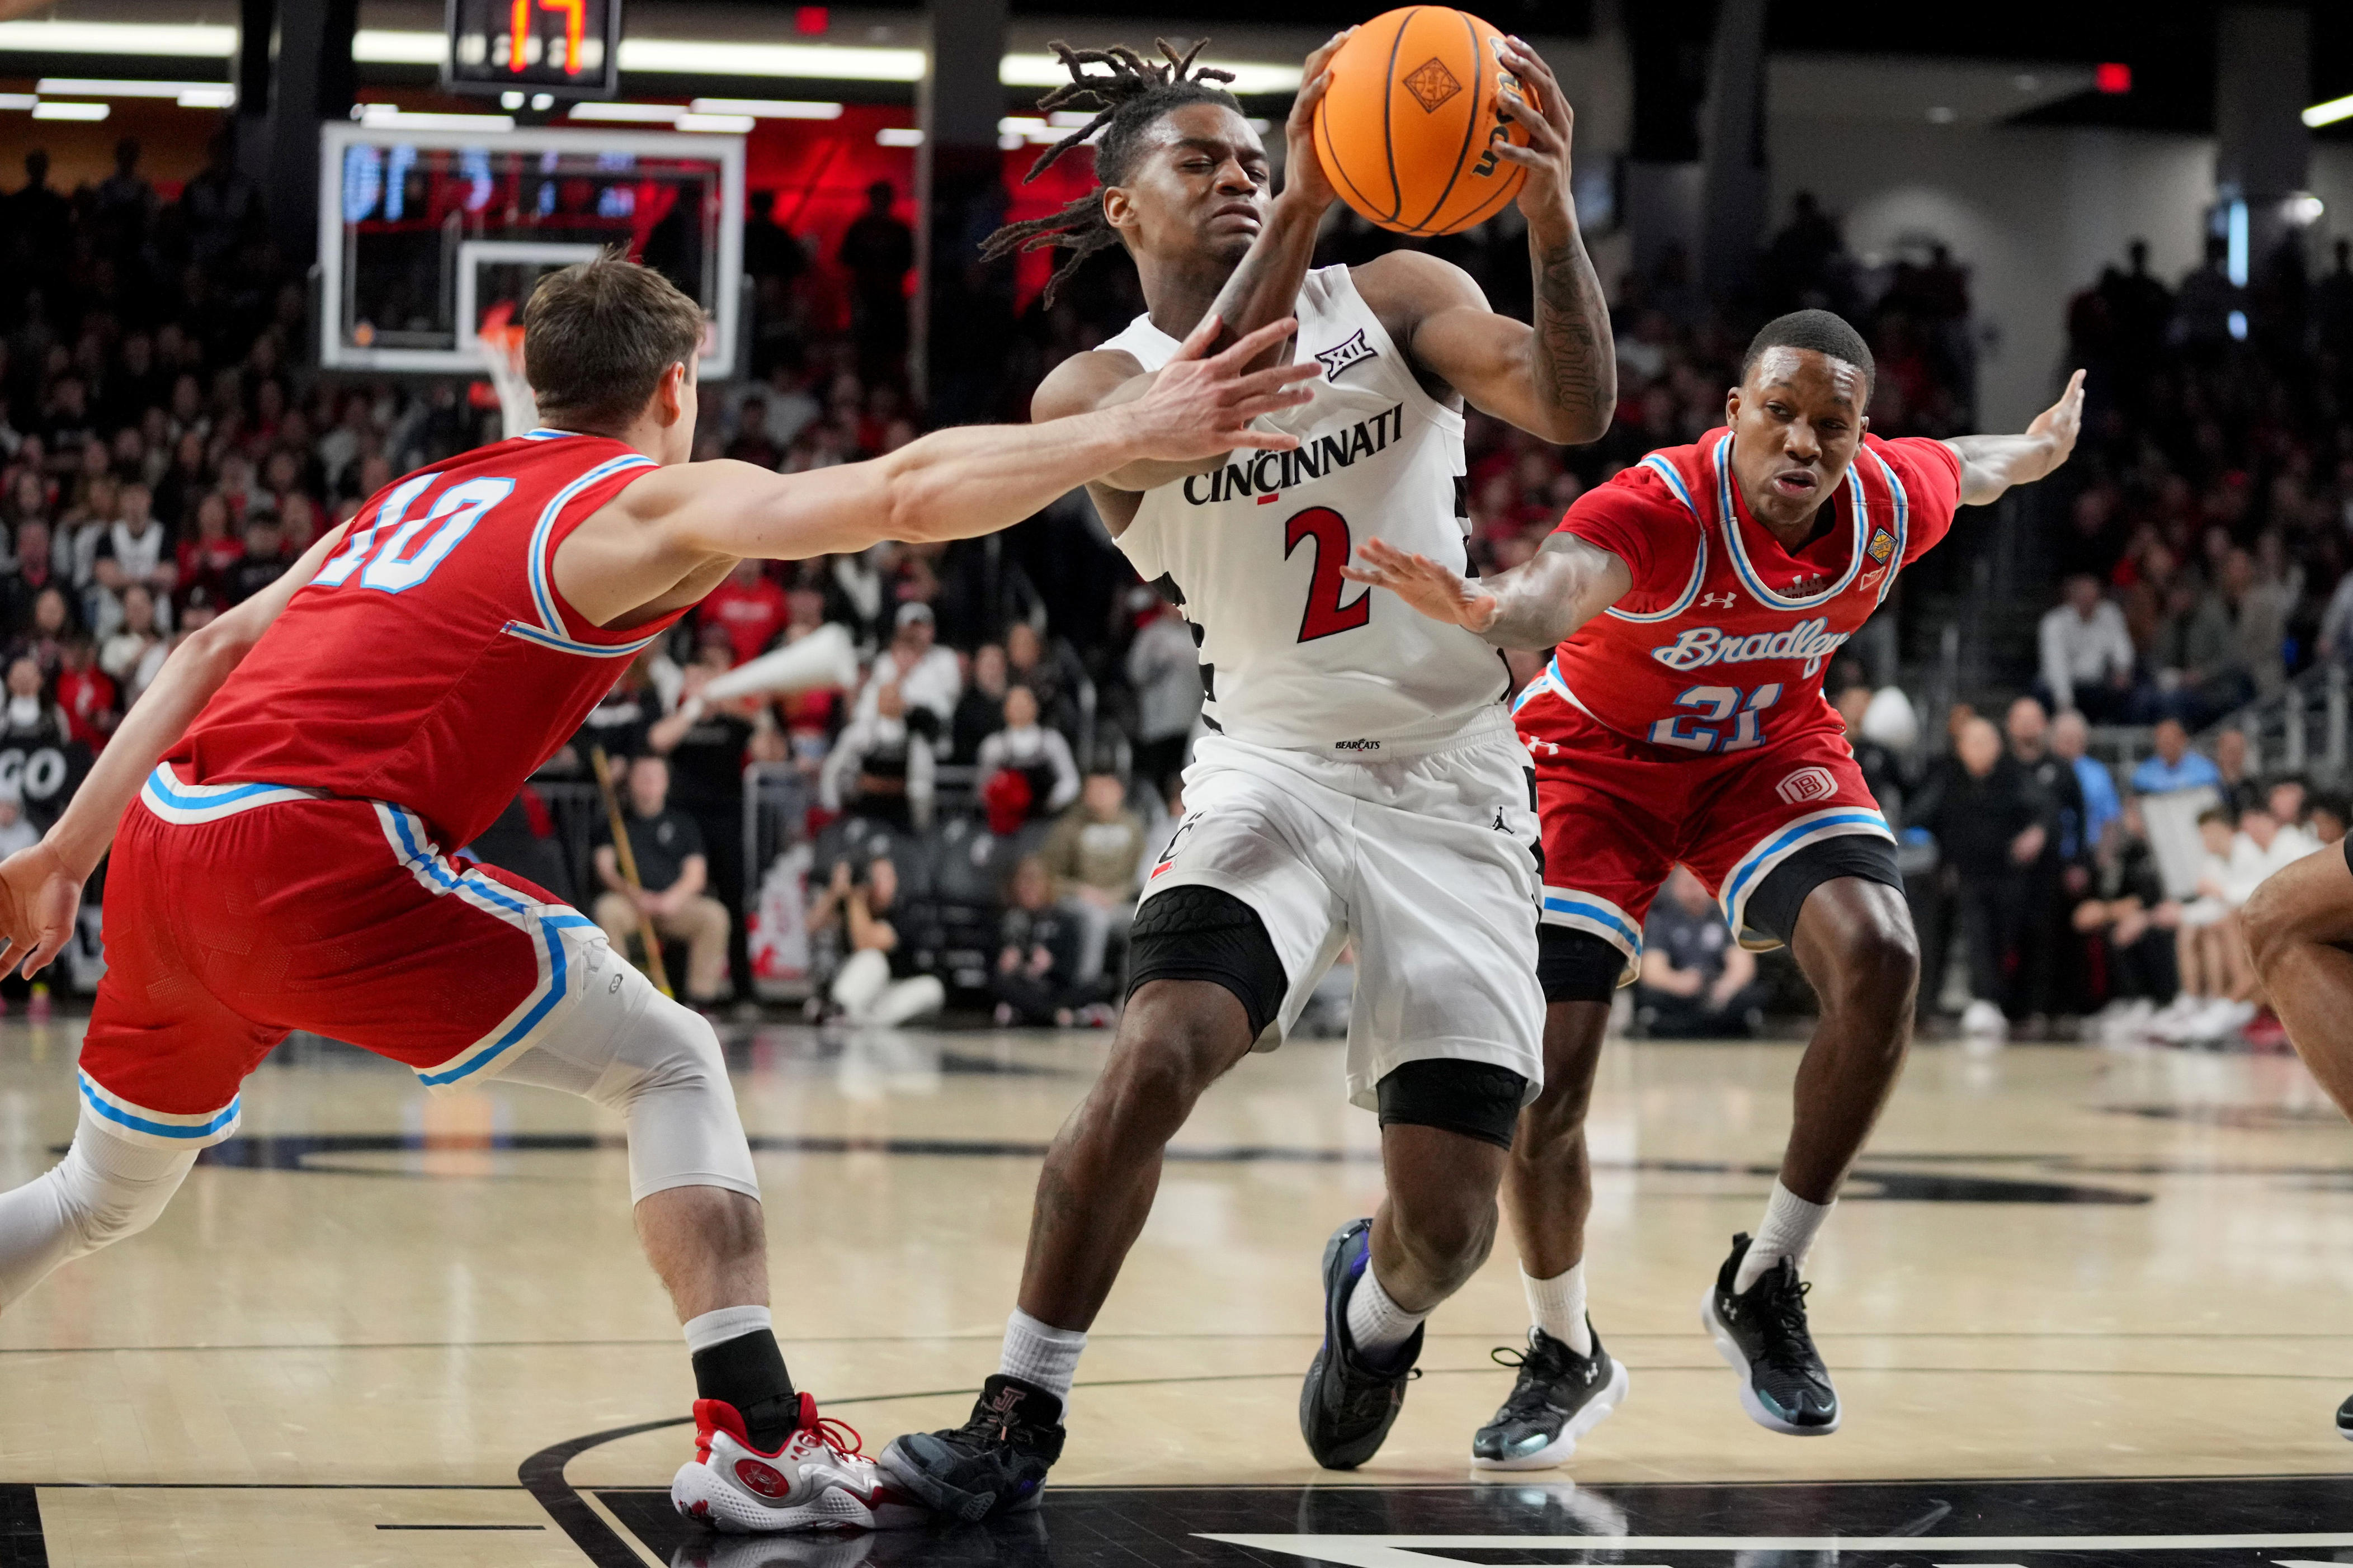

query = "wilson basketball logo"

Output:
[[1776, 767, 1838, 806]]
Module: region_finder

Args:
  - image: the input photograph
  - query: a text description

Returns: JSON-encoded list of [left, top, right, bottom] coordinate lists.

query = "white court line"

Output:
[[1201, 1533, 2353, 1565]]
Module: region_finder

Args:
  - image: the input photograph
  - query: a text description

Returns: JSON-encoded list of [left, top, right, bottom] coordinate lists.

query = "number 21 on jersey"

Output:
[[1649, 683, 1783, 754], [315, 473, 515, 593]]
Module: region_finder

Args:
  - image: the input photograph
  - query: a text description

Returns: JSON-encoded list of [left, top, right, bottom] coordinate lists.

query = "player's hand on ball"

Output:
[[1128, 313, 1318, 461], [1280, 29, 1353, 212], [0, 842, 83, 981], [1493, 37, 1577, 225], [1342, 537, 1501, 634]]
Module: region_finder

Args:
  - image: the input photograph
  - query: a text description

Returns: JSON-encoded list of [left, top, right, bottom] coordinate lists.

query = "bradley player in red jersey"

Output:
[[0, 259, 1316, 1534], [1345, 310, 2083, 1461]]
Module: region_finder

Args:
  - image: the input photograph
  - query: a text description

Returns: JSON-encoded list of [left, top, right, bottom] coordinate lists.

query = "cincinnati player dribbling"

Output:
[[0, 258, 1316, 1534], [880, 32, 1615, 1518], [1350, 311, 2086, 1461]]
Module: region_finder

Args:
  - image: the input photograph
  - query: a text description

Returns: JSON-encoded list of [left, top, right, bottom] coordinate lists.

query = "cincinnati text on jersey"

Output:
[[1650, 617, 1851, 676], [1179, 403, 1407, 506]]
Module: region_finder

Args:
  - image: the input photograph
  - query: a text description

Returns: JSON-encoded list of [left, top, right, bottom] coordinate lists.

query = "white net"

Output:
[[477, 305, 537, 440]]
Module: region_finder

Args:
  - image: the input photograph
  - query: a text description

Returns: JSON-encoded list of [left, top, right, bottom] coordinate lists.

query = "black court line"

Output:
[[163, 1134, 2156, 1204], [0, 1486, 44, 1568]]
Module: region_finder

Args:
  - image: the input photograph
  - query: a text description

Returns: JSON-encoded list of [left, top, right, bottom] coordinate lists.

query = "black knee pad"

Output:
[[1536, 924, 1625, 1004], [1743, 834, 1904, 946], [1126, 885, 1289, 1041], [1375, 1059, 1529, 1151]]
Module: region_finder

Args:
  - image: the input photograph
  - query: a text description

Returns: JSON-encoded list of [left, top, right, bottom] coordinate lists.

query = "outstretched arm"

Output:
[[1359, 39, 1614, 445], [558, 314, 1318, 628], [1340, 530, 1631, 650], [0, 522, 352, 977], [1945, 370, 2085, 506]]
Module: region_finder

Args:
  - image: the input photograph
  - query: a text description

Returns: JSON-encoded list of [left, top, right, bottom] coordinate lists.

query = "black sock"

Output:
[[692, 1329, 798, 1452]]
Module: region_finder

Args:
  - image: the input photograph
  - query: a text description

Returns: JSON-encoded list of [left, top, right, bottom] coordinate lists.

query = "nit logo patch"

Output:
[[1401, 57, 1462, 113], [1314, 329, 1378, 380], [1776, 766, 1838, 806], [1868, 527, 1896, 564]]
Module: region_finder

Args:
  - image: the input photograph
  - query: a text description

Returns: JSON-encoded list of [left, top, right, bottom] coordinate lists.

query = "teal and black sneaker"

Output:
[[1701, 1232, 1840, 1435]]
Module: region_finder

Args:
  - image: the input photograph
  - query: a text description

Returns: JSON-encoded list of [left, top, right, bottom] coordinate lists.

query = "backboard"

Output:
[[318, 122, 743, 378]]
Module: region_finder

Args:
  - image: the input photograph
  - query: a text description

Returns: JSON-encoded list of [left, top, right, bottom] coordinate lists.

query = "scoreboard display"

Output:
[[444, 0, 621, 99]]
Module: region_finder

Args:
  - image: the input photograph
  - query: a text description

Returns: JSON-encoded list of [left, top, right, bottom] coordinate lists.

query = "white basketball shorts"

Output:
[[1139, 706, 1545, 1109]]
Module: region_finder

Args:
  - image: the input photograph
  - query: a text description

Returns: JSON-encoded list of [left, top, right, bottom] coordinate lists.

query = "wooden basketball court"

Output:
[[3, 1017, 2351, 1566]]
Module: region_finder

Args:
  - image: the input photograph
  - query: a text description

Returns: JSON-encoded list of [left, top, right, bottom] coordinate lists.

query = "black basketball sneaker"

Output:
[[1470, 1323, 1630, 1469], [875, 1375, 1065, 1523], [2337, 1392, 2353, 1441], [1299, 1217, 1422, 1469], [1701, 1232, 1839, 1435]]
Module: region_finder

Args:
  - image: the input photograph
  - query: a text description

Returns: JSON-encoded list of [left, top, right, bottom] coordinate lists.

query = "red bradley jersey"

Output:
[[175, 431, 681, 848], [1527, 428, 1962, 754]]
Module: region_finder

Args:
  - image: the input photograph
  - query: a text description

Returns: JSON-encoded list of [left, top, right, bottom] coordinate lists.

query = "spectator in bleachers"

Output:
[[2211, 728, 2261, 814], [821, 680, 935, 832], [1041, 769, 1147, 986], [950, 643, 1010, 764], [857, 601, 960, 739], [53, 633, 114, 750], [2050, 709, 2121, 847], [2158, 807, 2257, 1042], [2077, 796, 2180, 1040], [2311, 794, 2349, 847], [1633, 867, 1761, 1038], [2269, 776, 2310, 834], [991, 856, 1097, 1028], [811, 853, 944, 1027], [1125, 592, 1201, 798], [591, 754, 732, 1008], [2129, 719, 2223, 795], [89, 481, 175, 639], [2038, 573, 2136, 721], [224, 513, 288, 604], [1912, 715, 2052, 1041], [977, 685, 1079, 830], [1005, 620, 1083, 742], [98, 584, 163, 691], [0, 786, 36, 861], [2006, 696, 2088, 1024], [700, 558, 791, 667], [649, 636, 770, 1009], [0, 658, 68, 746]]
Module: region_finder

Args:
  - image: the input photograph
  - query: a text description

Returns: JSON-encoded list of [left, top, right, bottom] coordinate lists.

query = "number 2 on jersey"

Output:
[[1284, 506, 1372, 644], [1649, 683, 1784, 754]]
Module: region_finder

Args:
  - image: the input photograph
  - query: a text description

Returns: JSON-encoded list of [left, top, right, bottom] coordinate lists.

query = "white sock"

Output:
[[1521, 1263, 1592, 1357], [1734, 1180, 1833, 1293], [1343, 1259, 1428, 1367], [682, 1304, 773, 1354], [0, 1114, 196, 1309], [998, 1309, 1086, 1404]]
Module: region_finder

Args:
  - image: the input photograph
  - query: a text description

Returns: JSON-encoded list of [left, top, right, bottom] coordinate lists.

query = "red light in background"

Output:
[[2095, 62, 2131, 95], [796, 6, 828, 34]]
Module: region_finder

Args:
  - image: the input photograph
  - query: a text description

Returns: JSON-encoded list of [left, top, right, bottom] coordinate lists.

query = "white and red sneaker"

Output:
[[671, 1394, 924, 1533]]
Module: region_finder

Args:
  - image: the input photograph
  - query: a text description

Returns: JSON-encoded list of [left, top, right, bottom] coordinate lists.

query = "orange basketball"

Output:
[[1311, 6, 1531, 237]]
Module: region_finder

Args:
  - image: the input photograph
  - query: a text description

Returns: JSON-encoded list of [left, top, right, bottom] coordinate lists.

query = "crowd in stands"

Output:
[[3, 126, 2344, 1047]]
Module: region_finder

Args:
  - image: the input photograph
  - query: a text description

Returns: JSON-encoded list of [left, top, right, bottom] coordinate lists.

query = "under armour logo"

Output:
[[1701, 591, 1738, 608]]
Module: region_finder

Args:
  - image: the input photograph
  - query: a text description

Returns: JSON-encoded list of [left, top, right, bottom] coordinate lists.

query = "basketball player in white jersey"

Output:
[[880, 35, 1614, 1514]]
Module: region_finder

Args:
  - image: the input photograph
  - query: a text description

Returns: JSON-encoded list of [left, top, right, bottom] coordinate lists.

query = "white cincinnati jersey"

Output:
[[1102, 266, 1508, 752]]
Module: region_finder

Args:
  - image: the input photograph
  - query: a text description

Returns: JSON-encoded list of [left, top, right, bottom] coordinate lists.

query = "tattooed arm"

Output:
[[1355, 37, 1614, 444]]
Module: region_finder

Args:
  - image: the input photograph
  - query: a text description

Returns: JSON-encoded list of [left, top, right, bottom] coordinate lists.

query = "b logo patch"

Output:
[[1868, 528, 1896, 564], [1776, 766, 1838, 806]]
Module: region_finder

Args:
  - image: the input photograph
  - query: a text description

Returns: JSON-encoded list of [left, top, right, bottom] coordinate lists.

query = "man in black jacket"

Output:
[[2005, 696, 2089, 1024], [1911, 716, 2055, 1039]]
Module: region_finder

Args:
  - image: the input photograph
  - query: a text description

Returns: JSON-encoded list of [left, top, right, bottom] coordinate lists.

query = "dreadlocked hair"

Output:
[[979, 37, 1243, 308]]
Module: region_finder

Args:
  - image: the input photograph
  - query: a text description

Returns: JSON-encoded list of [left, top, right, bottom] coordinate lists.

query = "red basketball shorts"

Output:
[[77, 763, 612, 1146], [1514, 672, 1892, 985]]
